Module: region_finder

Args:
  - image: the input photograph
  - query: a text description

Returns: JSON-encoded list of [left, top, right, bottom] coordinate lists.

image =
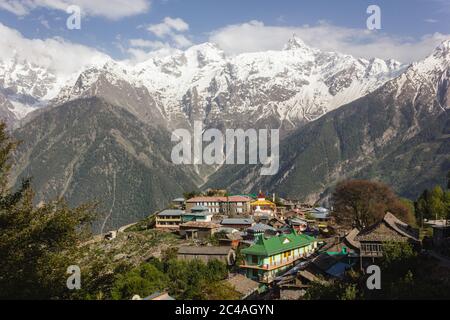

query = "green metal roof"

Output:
[[241, 231, 316, 257]]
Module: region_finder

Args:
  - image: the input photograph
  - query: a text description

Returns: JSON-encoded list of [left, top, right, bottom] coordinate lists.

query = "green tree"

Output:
[[198, 280, 240, 300], [305, 280, 360, 300], [111, 264, 169, 300], [429, 186, 446, 220], [399, 198, 417, 227], [0, 122, 96, 299], [332, 180, 413, 229], [445, 191, 450, 219], [414, 189, 431, 224]]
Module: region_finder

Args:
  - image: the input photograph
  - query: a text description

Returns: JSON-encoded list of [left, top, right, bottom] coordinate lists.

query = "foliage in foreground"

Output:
[[110, 254, 239, 300], [0, 122, 96, 299], [305, 242, 450, 300]]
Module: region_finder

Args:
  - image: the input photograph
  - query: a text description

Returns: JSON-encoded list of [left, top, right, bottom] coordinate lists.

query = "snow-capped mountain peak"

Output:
[[1, 35, 409, 131], [283, 35, 309, 51]]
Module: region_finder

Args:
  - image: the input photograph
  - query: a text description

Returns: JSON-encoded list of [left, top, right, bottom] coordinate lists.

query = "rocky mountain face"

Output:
[[0, 57, 58, 121], [11, 97, 202, 233], [205, 40, 450, 203], [2, 37, 402, 132], [0, 91, 17, 127], [51, 38, 403, 135]]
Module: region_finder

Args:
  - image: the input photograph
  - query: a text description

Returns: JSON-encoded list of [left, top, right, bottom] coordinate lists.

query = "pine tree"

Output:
[[0, 122, 96, 299]]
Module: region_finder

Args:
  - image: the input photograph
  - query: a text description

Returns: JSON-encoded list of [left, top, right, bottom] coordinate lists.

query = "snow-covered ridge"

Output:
[[7, 36, 449, 130]]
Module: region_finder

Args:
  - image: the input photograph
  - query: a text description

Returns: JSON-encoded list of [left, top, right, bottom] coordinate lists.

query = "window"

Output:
[[252, 255, 258, 264]]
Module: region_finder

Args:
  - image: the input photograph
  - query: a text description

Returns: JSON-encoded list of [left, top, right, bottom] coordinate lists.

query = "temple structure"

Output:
[[251, 192, 277, 217]]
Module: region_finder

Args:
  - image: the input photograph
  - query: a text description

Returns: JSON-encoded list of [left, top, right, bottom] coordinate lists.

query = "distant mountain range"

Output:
[[2, 37, 449, 232], [2, 36, 402, 131]]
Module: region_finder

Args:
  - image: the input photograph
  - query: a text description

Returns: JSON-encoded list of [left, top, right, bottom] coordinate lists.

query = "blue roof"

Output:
[[325, 262, 351, 278], [191, 205, 209, 212], [157, 209, 184, 216], [221, 218, 254, 225]]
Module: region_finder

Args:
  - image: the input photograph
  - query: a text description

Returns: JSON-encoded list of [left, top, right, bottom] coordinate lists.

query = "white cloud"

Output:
[[147, 16, 189, 37], [146, 16, 192, 48], [0, 22, 109, 77], [129, 38, 169, 49], [126, 37, 181, 63], [209, 20, 450, 63], [0, 0, 150, 20]]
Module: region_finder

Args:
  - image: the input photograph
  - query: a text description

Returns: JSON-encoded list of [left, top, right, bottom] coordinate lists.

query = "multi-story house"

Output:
[[155, 209, 185, 230], [186, 196, 252, 215], [240, 231, 318, 283], [355, 212, 420, 258]]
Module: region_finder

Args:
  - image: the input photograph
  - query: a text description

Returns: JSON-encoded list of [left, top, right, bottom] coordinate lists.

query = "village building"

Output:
[[240, 231, 318, 283], [283, 209, 306, 220], [246, 223, 276, 238], [221, 218, 255, 231], [307, 207, 330, 220], [179, 221, 221, 240], [277, 198, 297, 211], [355, 212, 420, 258], [216, 227, 242, 248], [182, 206, 213, 222], [267, 216, 285, 230], [218, 232, 243, 249], [429, 221, 450, 247], [251, 192, 277, 217], [171, 197, 185, 210], [225, 274, 261, 300], [185, 196, 252, 215], [305, 252, 353, 279], [177, 246, 236, 265], [155, 209, 185, 230], [288, 218, 308, 233]]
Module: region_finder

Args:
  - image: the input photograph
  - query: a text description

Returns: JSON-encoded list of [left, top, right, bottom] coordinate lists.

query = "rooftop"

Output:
[[157, 209, 185, 216], [355, 212, 419, 242], [226, 274, 259, 298], [187, 196, 251, 203], [247, 223, 276, 233], [221, 218, 255, 225], [251, 199, 276, 207], [241, 231, 316, 256]]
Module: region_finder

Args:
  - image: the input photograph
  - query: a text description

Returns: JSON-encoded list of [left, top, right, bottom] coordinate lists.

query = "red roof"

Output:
[[186, 196, 251, 203]]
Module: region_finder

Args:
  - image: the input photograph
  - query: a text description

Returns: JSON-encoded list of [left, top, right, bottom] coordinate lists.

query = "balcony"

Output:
[[240, 255, 303, 271]]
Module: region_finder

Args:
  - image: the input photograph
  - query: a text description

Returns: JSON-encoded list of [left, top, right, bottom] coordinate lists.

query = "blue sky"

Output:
[[0, 0, 449, 64]]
